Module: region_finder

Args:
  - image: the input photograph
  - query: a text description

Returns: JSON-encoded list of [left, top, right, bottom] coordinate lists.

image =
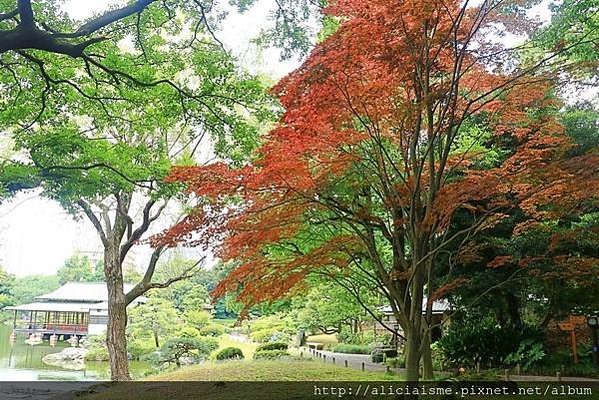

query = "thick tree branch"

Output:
[[17, 0, 33, 26], [120, 199, 169, 262], [0, 9, 18, 22], [54, 0, 158, 39], [125, 252, 204, 304], [1, 0, 157, 57], [77, 199, 108, 246]]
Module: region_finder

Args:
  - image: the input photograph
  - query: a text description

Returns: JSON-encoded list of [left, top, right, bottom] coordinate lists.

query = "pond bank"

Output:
[[0, 324, 153, 381]]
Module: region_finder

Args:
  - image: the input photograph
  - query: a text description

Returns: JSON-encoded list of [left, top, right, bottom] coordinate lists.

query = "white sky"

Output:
[[0, 0, 301, 277]]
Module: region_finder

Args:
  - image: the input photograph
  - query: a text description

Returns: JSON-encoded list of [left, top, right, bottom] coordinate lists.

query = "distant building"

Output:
[[375, 298, 452, 343], [3, 282, 146, 337]]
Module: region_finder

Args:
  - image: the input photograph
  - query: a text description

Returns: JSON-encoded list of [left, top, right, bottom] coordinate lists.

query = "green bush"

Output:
[[177, 326, 203, 339], [247, 314, 288, 331], [199, 324, 226, 337], [371, 350, 384, 364], [85, 347, 109, 361], [252, 350, 290, 360], [84, 334, 109, 361], [256, 342, 289, 352], [386, 355, 405, 368], [332, 344, 372, 354], [156, 336, 219, 366], [529, 345, 599, 378], [436, 316, 543, 368], [128, 338, 156, 360], [251, 328, 291, 343], [336, 330, 380, 346], [215, 347, 244, 361], [504, 339, 546, 370]]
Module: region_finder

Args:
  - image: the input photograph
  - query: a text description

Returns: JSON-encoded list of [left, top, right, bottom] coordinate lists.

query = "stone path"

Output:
[[299, 346, 394, 374], [299, 346, 599, 382]]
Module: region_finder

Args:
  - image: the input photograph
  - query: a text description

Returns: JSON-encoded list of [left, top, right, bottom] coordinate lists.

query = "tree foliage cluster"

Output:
[[155, 0, 599, 381], [0, 0, 597, 382]]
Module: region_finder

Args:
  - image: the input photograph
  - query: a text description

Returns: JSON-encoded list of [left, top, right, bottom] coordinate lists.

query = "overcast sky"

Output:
[[0, 0, 301, 277]]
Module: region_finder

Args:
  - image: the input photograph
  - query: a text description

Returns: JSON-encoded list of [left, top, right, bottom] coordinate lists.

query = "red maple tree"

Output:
[[155, 0, 598, 380]]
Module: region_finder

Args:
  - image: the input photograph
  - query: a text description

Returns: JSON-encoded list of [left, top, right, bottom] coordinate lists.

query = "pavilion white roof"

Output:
[[35, 282, 137, 302]]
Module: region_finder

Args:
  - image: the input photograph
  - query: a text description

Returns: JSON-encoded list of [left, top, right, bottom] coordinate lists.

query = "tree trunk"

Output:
[[404, 327, 421, 382], [421, 331, 434, 379], [105, 247, 131, 381], [154, 330, 160, 348]]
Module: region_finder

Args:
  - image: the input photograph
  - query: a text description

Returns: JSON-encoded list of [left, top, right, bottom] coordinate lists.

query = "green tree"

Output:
[[158, 336, 218, 367], [441, 105, 599, 330], [290, 283, 375, 336], [10, 274, 60, 304], [57, 253, 102, 284], [1, 21, 271, 381], [152, 253, 212, 312], [540, 0, 599, 71], [184, 309, 213, 330], [128, 297, 179, 348], [0, 266, 15, 309]]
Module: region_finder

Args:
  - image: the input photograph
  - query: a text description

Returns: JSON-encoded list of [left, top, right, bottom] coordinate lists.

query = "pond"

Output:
[[0, 324, 154, 381]]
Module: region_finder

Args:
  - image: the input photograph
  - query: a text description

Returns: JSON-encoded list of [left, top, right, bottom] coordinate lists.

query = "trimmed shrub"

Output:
[[199, 324, 226, 337], [177, 326, 203, 340], [157, 336, 219, 366], [215, 347, 244, 361], [85, 347, 109, 361], [256, 342, 289, 352], [331, 344, 371, 354], [253, 350, 290, 360]]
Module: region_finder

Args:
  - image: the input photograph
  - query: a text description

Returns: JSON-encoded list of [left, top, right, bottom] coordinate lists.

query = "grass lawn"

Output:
[[213, 334, 258, 359], [81, 360, 400, 400], [148, 359, 400, 381], [305, 333, 338, 345], [211, 318, 238, 328]]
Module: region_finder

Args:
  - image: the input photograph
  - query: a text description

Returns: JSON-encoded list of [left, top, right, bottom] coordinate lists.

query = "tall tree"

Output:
[[156, 0, 599, 381], [444, 105, 599, 328], [1, 5, 272, 379]]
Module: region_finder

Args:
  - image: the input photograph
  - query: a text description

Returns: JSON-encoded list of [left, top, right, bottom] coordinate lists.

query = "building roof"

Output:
[[35, 282, 137, 303], [378, 298, 451, 315]]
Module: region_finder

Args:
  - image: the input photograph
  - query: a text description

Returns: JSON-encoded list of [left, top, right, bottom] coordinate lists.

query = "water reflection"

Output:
[[0, 324, 153, 381]]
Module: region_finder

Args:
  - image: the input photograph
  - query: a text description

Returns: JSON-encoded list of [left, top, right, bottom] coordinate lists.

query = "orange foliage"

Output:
[[155, 0, 598, 310]]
